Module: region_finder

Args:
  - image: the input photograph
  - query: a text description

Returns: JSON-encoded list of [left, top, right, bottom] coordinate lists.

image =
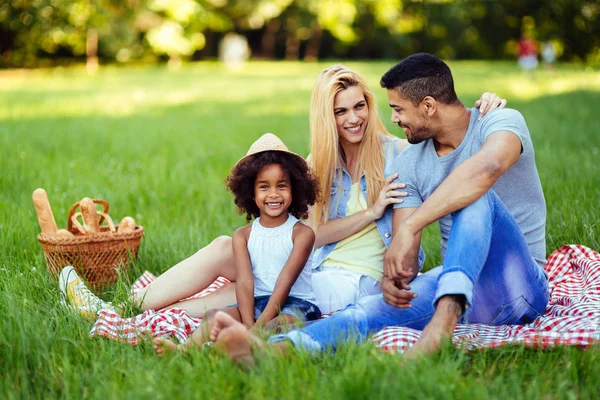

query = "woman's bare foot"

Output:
[[403, 295, 461, 360], [211, 311, 265, 366], [153, 337, 179, 356]]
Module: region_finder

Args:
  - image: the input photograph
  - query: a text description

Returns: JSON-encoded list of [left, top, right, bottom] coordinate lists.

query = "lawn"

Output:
[[0, 60, 599, 399]]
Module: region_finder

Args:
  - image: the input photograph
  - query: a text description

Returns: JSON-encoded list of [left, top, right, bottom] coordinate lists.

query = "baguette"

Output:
[[32, 188, 58, 234], [56, 229, 75, 237], [79, 197, 100, 234], [118, 216, 136, 233]]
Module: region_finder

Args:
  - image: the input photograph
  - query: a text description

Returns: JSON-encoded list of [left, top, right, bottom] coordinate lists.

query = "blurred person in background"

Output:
[[518, 34, 539, 71]]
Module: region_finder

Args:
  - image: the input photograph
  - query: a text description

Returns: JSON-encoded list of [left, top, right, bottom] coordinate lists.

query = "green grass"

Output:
[[1, 61, 599, 399]]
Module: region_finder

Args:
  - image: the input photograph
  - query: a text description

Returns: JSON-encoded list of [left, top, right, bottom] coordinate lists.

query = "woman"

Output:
[[60, 67, 505, 318], [305, 65, 418, 313]]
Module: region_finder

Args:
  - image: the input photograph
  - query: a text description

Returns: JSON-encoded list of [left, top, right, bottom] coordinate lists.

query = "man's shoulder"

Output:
[[391, 140, 429, 178], [396, 140, 429, 161], [478, 107, 526, 125]]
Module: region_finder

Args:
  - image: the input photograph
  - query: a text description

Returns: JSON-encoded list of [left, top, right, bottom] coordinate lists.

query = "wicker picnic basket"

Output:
[[38, 199, 144, 289]]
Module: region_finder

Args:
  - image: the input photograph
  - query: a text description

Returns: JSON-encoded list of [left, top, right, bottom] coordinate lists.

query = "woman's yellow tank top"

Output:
[[321, 182, 386, 282]]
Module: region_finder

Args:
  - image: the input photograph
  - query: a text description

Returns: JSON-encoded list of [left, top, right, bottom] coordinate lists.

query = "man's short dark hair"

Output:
[[380, 53, 459, 105]]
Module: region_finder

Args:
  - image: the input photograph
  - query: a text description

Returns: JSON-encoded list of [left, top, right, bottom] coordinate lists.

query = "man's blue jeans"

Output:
[[269, 191, 550, 352]]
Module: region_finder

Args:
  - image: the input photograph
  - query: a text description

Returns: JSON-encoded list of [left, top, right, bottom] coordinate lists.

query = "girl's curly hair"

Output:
[[226, 151, 320, 223]]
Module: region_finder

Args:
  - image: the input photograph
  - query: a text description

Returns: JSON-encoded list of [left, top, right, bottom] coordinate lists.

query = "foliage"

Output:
[[0, 0, 598, 67]]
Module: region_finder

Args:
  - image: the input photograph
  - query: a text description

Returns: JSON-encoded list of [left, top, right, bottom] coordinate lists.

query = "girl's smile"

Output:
[[254, 163, 292, 227]]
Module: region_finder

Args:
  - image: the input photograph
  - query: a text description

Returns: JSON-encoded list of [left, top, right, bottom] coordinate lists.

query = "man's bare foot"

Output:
[[153, 337, 179, 356], [403, 295, 463, 360], [211, 311, 265, 366]]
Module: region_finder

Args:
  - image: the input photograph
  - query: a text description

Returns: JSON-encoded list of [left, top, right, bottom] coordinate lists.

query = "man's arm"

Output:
[[382, 207, 420, 307], [403, 131, 521, 235], [386, 131, 521, 280]]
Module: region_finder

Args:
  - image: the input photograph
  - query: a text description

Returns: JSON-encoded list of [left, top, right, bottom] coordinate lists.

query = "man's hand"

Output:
[[384, 223, 421, 281], [382, 276, 416, 308]]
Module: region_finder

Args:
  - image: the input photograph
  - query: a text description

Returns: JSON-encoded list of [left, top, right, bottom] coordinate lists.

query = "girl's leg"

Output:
[[133, 236, 237, 311]]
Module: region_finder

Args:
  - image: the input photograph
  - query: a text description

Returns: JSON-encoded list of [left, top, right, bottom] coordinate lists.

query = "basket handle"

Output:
[[98, 211, 116, 233], [70, 212, 87, 234], [68, 199, 109, 231], [70, 211, 117, 234]]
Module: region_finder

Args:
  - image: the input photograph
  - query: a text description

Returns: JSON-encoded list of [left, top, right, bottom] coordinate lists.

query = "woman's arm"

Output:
[[252, 224, 315, 329], [309, 174, 406, 248], [232, 226, 255, 328]]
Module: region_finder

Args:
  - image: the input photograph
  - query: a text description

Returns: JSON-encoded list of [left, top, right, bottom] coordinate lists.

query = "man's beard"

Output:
[[404, 119, 434, 144]]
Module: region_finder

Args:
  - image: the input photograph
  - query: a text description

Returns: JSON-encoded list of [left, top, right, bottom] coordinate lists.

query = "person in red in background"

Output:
[[518, 34, 539, 71]]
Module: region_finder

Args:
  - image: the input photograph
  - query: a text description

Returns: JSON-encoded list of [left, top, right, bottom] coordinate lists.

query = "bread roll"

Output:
[[32, 188, 58, 234], [118, 216, 136, 233], [79, 197, 100, 234], [56, 229, 74, 237]]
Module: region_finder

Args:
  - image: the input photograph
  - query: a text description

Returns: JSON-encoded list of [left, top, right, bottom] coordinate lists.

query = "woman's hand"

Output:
[[475, 92, 507, 119], [366, 174, 407, 221]]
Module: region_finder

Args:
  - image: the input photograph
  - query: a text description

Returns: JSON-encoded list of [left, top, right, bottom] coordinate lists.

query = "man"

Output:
[[211, 53, 550, 361]]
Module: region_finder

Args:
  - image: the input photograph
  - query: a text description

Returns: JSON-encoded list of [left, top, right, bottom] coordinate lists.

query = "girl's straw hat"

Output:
[[235, 133, 306, 167]]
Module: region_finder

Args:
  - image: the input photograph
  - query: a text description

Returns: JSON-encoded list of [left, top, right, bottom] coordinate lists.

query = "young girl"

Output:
[[154, 133, 321, 354]]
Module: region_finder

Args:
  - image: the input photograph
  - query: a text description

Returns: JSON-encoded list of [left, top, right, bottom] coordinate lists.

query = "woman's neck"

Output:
[[340, 142, 361, 182]]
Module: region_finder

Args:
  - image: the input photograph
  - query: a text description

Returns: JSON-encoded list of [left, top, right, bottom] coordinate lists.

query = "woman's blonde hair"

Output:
[[310, 64, 393, 226]]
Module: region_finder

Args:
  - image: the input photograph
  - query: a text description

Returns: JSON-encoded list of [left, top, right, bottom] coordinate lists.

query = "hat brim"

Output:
[[234, 149, 307, 170]]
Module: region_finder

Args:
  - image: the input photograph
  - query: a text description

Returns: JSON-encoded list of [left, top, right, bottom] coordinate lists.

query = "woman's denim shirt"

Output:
[[312, 137, 426, 270]]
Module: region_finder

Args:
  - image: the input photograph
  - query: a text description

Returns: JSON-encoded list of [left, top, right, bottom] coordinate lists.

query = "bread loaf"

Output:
[[32, 188, 58, 234], [79, 197, 100, 234], [56, 229, 74, 237], [118, 216, 136, 233]]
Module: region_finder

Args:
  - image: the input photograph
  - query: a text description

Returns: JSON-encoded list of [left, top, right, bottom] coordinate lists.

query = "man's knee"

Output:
[[452, 190, 497, 224]]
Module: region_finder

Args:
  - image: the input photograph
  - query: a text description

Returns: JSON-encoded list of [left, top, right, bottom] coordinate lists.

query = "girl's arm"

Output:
[[252, 223, 315, 329], [232, 226, 255, 328]]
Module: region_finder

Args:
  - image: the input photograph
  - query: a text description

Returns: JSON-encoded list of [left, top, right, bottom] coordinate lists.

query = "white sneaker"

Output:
[[59, 266, 112, 320]]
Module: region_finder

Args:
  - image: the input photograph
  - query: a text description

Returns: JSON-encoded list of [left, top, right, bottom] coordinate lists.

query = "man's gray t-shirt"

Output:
[[392, 107, 546, 267]]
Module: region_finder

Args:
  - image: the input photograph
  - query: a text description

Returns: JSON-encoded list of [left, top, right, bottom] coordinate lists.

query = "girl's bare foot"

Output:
[[209, 317, 226, 343], [211, 311, 265, 366], [153, 337, 178, 356]]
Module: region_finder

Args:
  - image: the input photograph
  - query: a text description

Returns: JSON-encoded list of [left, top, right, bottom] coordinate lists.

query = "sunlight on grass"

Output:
[[504, 72, 600, 100], [0, 60, 599, 399]]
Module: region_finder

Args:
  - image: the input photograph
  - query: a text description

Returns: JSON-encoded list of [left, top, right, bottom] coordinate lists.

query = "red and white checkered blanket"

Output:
[[90, 245, 600, 352]]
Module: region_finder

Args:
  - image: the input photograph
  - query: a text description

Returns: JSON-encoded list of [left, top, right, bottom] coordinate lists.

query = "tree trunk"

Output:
[[285, 34, 300, 60], [304, 22, 322, 61], [86, 28, 98, 75], [261, 19, 280, 59]]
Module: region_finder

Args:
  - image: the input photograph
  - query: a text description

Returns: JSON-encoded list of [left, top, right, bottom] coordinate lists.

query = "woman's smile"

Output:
[[334, 86, 369, 146]]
